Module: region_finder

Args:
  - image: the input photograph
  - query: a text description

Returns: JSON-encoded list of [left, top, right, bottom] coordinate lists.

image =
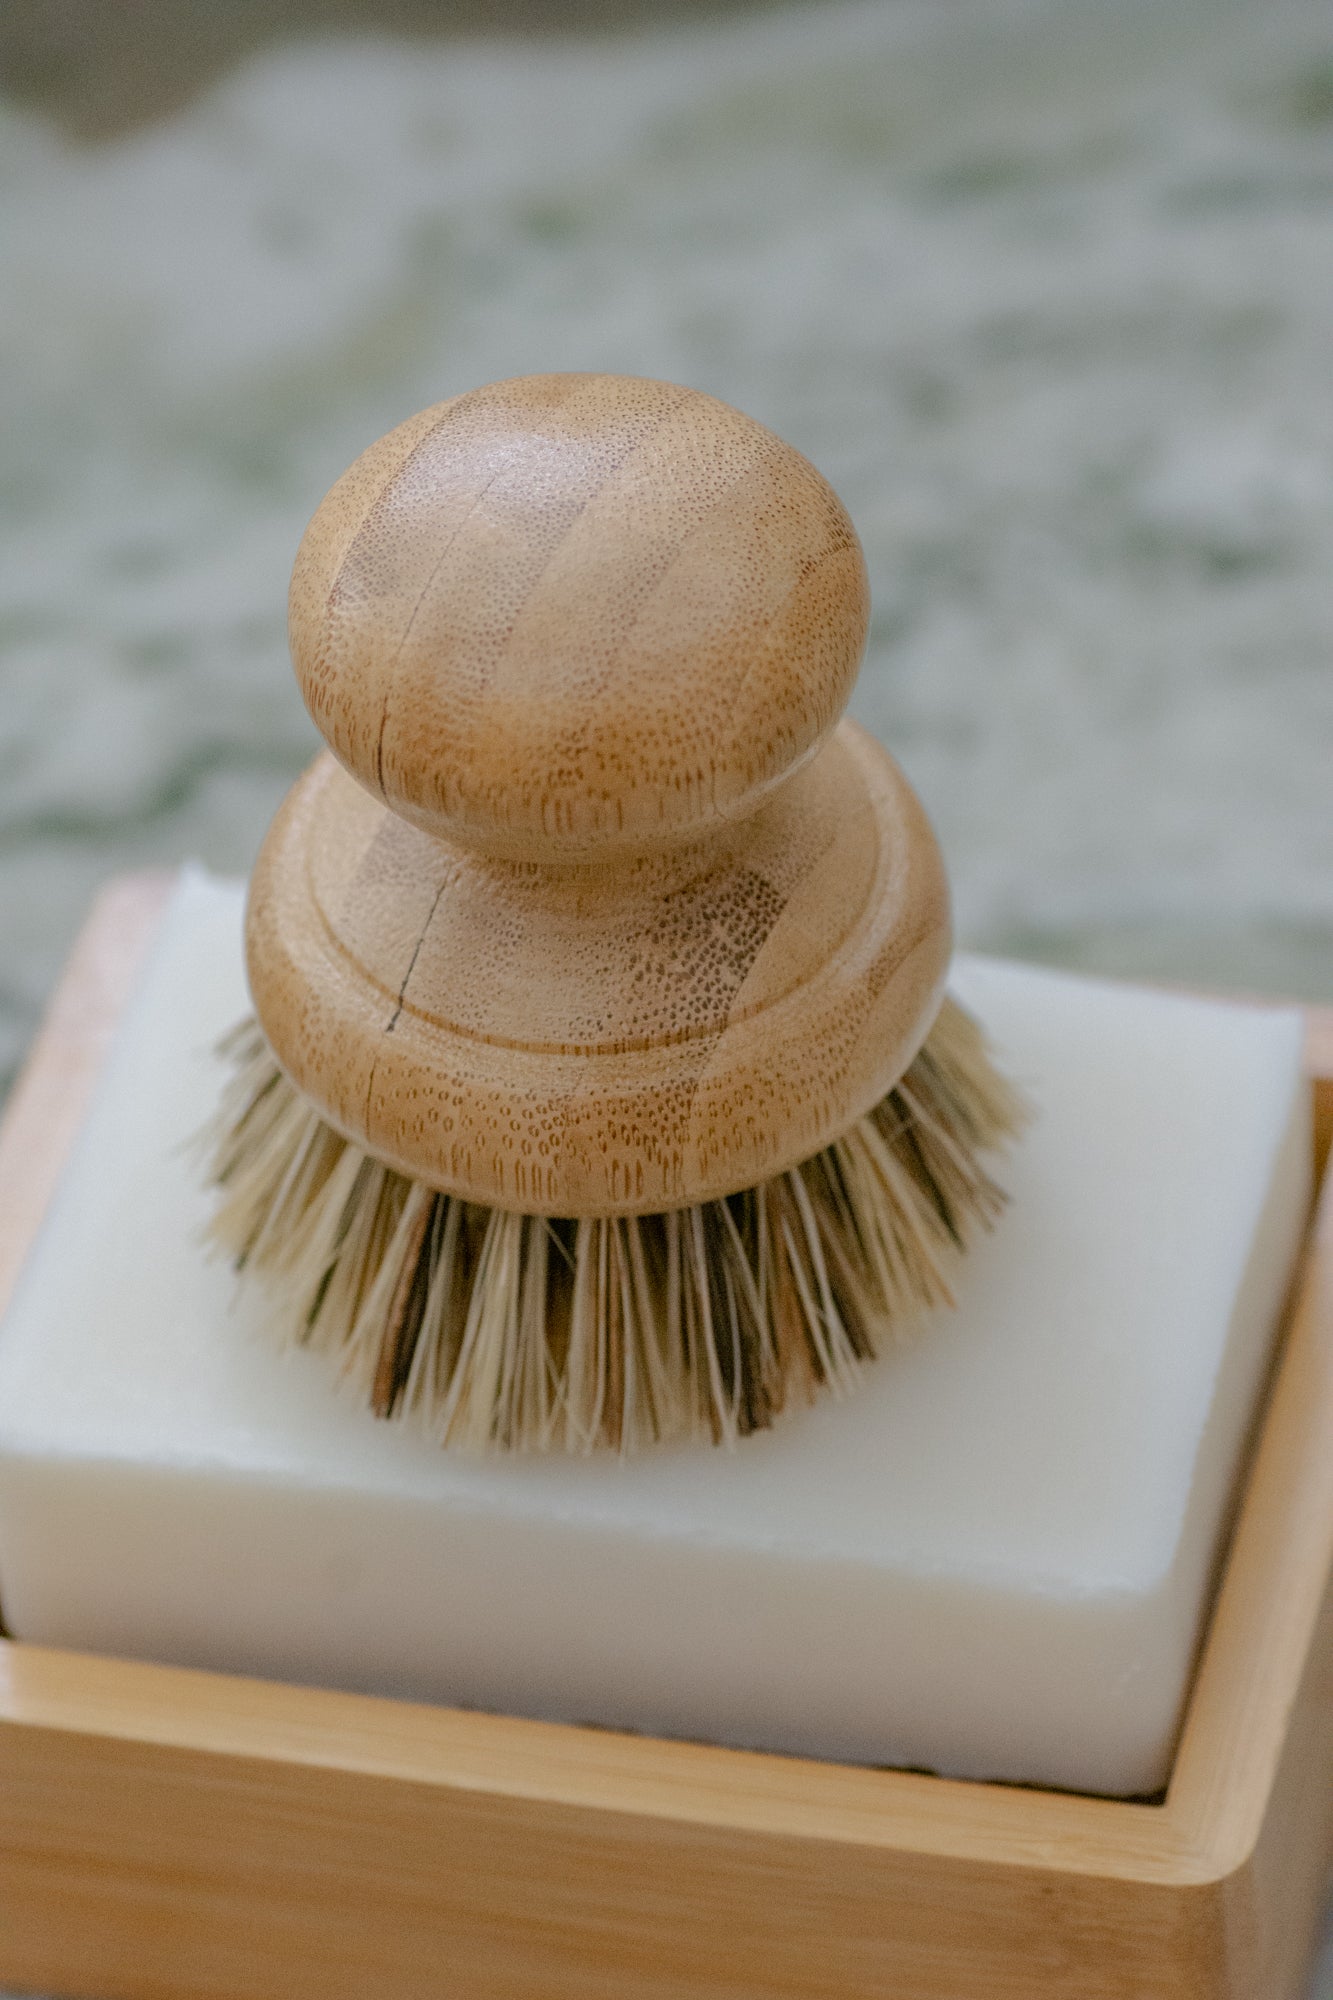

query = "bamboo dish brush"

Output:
[[205, 373, 1023, 1455]]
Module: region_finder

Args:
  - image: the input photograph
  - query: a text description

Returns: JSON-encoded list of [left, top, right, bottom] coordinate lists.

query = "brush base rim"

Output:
[[243, 721, 951, 1215]]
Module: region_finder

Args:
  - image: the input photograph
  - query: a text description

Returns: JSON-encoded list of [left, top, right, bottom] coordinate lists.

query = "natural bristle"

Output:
[[203, 999, 1025, 1456]]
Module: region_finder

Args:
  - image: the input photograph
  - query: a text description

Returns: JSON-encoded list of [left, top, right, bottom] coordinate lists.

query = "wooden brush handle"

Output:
[[248, 375, 951, 1214], [289, 375, 868, 862]]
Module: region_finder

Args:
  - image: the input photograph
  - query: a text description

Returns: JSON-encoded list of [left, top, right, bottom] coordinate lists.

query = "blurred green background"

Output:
[[2, 0, 1332, 1105]]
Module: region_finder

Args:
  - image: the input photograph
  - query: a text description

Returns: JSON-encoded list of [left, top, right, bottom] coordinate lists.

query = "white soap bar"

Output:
[[0, 871, 1310, 1797]]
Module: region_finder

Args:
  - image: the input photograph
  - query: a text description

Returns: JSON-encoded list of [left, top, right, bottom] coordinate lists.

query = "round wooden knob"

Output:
[[289, 374, 869, 861], [249, 376, 952, 1216]]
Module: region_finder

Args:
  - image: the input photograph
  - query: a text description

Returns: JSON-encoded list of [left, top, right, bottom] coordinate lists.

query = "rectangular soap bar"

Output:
[[0, 871, 1310, 1797]]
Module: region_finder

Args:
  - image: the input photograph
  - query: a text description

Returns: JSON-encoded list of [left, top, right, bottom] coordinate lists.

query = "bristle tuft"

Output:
[[202, 997, 1025, 1455]]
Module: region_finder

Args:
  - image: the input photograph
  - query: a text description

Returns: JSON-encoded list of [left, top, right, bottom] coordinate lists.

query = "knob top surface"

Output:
[[289, 374, 869, 860]]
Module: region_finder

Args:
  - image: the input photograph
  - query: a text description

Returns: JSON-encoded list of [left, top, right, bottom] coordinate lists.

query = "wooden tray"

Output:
[[1, 874, 1330, 2000]]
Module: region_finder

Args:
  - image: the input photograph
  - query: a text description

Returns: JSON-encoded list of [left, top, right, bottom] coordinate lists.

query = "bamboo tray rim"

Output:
[[2, 871, 1331, 1897]]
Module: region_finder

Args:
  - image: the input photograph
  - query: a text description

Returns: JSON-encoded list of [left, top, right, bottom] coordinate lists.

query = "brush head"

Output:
[[245, 375, 952, 1215], [208, 996, 1023, 1453], [208, 375, 1023, 1452]]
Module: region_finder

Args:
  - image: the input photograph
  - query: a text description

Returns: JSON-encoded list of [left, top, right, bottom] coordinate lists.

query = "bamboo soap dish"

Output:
[[0, 873, 1331, 2000]]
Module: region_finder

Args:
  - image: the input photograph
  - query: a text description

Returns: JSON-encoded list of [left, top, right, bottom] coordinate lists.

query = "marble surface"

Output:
[[2, 0, 1332, 1984], [2, 0, 1333, 1104]]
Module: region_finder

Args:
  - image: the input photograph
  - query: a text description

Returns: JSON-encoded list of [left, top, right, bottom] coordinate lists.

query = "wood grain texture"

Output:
[[0, 877, 1331, 1998], [251, 377, 951, 1212], [246, 726, 949, 1213], [288, 376, 869, 862]]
